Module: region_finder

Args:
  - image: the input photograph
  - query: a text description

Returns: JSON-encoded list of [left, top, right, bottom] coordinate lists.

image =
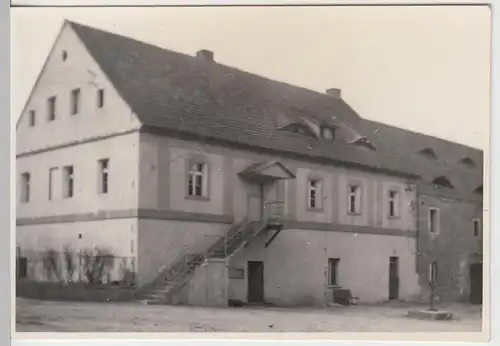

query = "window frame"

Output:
[[387, 188, 401, 219], [347, 183, 362, 215], [97, 89, 105, 109], [29, 110, 36, 127], [429, 261, 438, 283], [20, 172, 31, 203], [62, 165, 74, 199], [307, 177, 323, 211], [328, 258, 340, 287], [98, 158, 110, 194], [71, 88, 81, 115], [185, 158, 210, 200], [473, 219, 481, 237], [47, 96, 57, 121], [428, 207, 440, 234], [48, 167, 58, 201]]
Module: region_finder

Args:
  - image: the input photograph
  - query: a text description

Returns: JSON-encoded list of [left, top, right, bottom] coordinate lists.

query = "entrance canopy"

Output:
[[239, 161, 296, 183]]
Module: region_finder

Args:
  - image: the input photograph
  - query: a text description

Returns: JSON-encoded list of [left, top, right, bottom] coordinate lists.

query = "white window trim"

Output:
[[348, 184, 362, 214], [71, 88, 81, 115], [20, 172, 31, 203], [388, 189, 401, 218], [63, 165, 74, 198], [48, 167, 58, 201], [186, 161, 209, 199], [428, 207, 440, 234], [98, 159, 110, 194], [307, 178, 322, 210]]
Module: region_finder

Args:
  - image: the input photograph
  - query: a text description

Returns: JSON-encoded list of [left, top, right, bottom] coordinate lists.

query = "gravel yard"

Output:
[[16, 298, 482, 333]]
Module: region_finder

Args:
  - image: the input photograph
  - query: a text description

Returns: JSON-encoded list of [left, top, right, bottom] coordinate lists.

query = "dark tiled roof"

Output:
[[358, 120, 483, 198], [69, 21, 483, 191]]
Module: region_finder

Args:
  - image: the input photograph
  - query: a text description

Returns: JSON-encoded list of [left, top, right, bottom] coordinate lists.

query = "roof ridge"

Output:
[[364, 119, 483, 153], [68, 20, 350, 105]]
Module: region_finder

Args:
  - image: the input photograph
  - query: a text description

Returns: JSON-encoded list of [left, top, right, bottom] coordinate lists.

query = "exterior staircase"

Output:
[[135, 219, 268, 305]]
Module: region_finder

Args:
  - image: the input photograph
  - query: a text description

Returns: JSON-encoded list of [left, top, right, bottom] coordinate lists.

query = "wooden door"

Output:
[[389, 257, 399, 300], [247, 261, 265, 303], [470, 263, 482, 304]]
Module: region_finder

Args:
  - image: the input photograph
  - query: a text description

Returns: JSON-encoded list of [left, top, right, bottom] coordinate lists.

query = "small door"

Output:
[[389, 257, 399, 300], [247, 261, 265, 303], [470, 263, 482, 304]]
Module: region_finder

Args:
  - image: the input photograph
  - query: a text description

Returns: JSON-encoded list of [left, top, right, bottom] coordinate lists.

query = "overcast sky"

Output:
[[11, 6, 491, 149]]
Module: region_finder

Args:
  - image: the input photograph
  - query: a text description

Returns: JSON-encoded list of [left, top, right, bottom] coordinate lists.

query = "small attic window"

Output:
[[62, 50, 68, 61], [350, 137, 376, 151], [284, 123, 313, 137], [474, 185, 483, 194], [432, 176, 454, 189], [460, 157, 475, 167], [320, 127, 335, 140], [419, 148, 437, 159]]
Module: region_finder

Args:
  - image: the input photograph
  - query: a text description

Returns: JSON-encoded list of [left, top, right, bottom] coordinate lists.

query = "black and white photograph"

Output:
[[11, 4, 491, 340]]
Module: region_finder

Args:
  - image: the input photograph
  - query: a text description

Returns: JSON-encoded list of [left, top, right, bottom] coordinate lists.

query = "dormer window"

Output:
[[432, 176, 454, 189], [460, 157, 475, 168], [320, 127, 335, 140], [419, 148, 438, 159]]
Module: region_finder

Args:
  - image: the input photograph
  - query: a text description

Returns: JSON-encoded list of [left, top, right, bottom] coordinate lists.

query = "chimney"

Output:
[[326, 88, 342, 98], [196, 49, 214, 62]]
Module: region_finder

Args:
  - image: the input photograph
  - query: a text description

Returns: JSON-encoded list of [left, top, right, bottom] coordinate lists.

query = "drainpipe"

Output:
[[415, 183, 420, 273]]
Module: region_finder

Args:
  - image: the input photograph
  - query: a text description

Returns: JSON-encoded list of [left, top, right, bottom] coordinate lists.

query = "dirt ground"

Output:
[[15, 298, 482, 333]]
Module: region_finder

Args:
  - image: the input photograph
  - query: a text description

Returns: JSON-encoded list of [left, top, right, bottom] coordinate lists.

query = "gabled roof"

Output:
[[68, 21, 417, 178]]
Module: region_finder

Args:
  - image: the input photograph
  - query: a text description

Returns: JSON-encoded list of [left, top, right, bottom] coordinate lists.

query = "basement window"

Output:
[[429, 208, 439, 234], [328, 258, 340, 286]]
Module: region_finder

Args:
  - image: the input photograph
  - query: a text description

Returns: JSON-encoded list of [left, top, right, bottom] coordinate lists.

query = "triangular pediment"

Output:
[[239, 161, 296, 182]]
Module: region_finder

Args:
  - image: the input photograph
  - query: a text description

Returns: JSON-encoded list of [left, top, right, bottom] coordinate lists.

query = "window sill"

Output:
[[347, 211, 361, 216], [307, 207, 324, 213], [185, 195, 210, 202], [388, 215, 401, 220], [328, 285, 341, 289]]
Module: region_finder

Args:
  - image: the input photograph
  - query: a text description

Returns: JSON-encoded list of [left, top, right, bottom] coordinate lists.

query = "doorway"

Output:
[[389, 257, 399, 300], [469, 263, 482, 304], [247, 261, 265, 303]]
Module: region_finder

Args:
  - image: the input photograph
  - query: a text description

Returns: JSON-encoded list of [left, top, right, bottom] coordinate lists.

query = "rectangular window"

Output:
[[307, 179, 321, 209], [71, 88, 80, 115], [429, 208, 439, 233], [429, 261, 438, 283], [97, 89, 105, 108], [29, 110, 36, 127], [98, 159, 109, 194], [20, 172, 31, 203], [187, 162, 208, 197], [63, 165, 74, 198], [47, 96, 57, 121], [48, 167, 58, 200], [473, 219, 480, 237], [388, 190, 400, 217], [348, 185, 361, 214], [328, 258, 340, 286]]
